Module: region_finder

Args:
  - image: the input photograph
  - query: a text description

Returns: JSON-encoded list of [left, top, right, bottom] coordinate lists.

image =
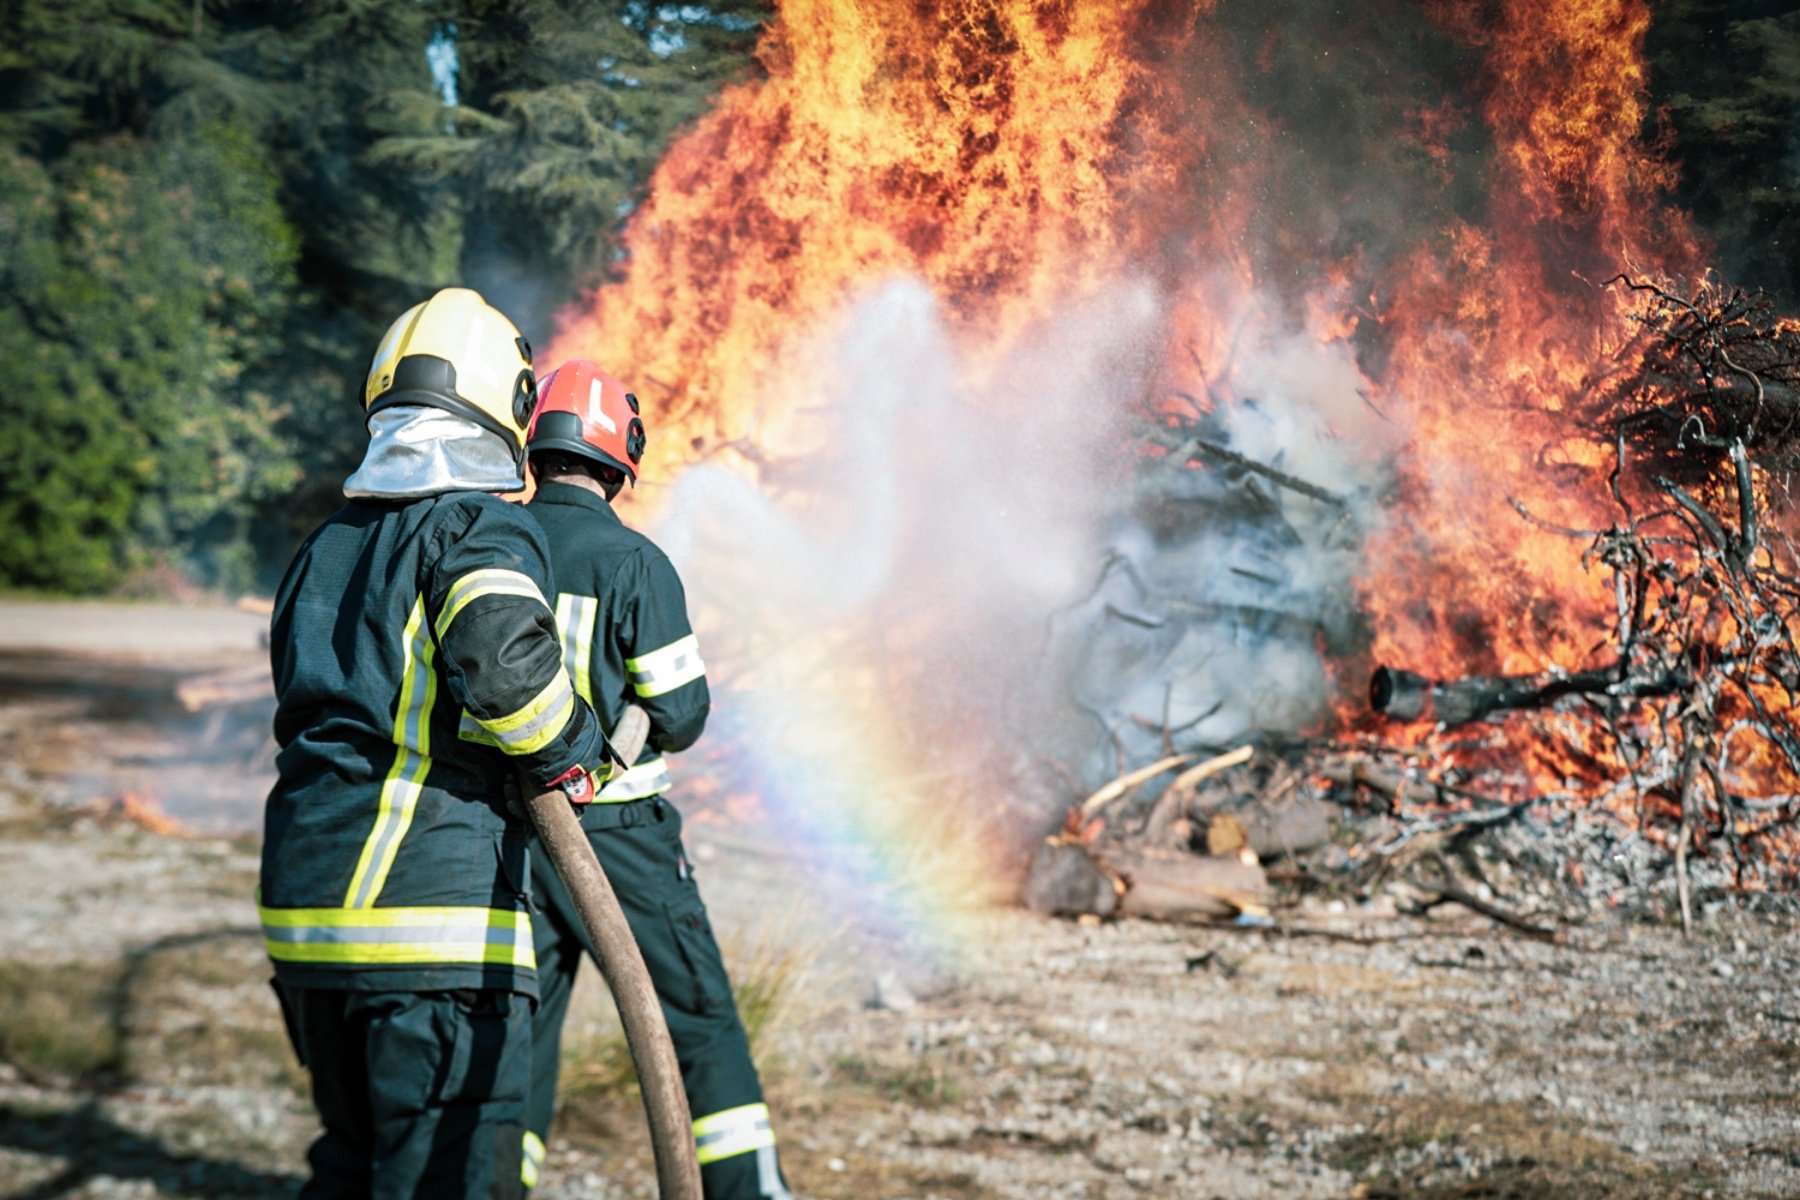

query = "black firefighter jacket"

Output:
[[259, 491, 608, 997], [525, 481, 709, 805]]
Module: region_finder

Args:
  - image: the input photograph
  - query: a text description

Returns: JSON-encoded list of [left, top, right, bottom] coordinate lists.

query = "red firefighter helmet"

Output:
[[526, 359, 646, 484]]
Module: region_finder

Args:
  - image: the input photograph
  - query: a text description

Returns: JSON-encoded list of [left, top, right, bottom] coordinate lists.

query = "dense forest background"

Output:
[[0, 0, 767, 592], [0, 0, 1793, 595]]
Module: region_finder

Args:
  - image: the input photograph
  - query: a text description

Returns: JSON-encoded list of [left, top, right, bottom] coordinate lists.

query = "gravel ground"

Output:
[[4, 774, 1798, 1199], [2, 622, 1798, 1198]]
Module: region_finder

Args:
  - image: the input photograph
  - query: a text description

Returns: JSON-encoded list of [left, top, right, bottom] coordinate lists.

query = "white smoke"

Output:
[[1052, 286, 1399, 789], [657, 278, 1150, 697], [654, 273, 1397, 808]]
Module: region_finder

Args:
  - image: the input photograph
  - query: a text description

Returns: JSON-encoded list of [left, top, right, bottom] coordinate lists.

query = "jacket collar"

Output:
[[531, 480, 622, 524]]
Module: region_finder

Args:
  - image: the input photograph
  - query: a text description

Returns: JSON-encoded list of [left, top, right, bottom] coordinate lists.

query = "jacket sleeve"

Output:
[[620, 551, 710, 755], [425, 497, 610, 787]]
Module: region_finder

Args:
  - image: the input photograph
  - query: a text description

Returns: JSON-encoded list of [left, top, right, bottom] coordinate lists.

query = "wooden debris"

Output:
[[1409, 873, 1559, 942], [1169, 744, 1255, 795], [1079, 753, 1191, 814], [1235, 796, 1335, 859], [1142, 745, 1254, 842], [1205, 812, 1249, 857], [1105, 847, 1268, 922], [1370, 663, 1688, 727], [1024, 835, 1268, 922], [1031, 276, 1800, 926], [1024, 840, 1119, 919]]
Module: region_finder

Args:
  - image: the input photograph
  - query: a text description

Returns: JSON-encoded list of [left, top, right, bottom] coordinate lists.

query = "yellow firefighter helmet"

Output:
[[362, 288, 538, 458]]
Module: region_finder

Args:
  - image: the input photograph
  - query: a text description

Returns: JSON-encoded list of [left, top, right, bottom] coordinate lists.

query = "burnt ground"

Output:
[[0, 602, 1797, 1199]]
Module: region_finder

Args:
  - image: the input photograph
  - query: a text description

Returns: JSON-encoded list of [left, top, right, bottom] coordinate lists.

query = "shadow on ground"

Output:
[[0, 1101, 299, 1199]]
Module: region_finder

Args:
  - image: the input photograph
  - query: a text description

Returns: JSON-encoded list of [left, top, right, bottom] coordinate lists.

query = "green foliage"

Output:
[[0, 0, 281, 153], [1649, 1, 1800, 297], [372, 0, 769, 306], [0, 123, 300, 591], [0, 0, 767, 593]]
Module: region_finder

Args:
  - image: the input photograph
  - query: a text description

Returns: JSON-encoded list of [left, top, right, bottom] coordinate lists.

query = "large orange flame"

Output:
[[1366, 0, 1696, 679], [546, 0, 1789, 829], [551, 1, 1219, 473]]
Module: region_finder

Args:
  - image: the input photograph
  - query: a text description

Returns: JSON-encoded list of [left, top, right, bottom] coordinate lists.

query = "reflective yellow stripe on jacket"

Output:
[[438, 571, 579, 757], [595, 755, 670, 802], [521, 1131, 546, 1188], [344, 595, 437, 909], [434, 568, 548, 639], [554, 593, 598, 704], [259, 903, 535, 969], [627, 634, 705, 698], [467, 673, 576, 756]]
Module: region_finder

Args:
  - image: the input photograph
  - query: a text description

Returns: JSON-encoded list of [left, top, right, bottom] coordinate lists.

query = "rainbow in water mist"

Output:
[[643, 279, 1150, 962], [697, 667, 999, 963]]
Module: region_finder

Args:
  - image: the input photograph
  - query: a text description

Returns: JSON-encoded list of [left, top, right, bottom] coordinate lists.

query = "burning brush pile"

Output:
[[1036, 279, 1800, 933], [539, 1, 1800, 935]]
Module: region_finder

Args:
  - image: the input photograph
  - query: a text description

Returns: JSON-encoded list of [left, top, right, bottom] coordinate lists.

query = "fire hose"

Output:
[[524, 705, 702, 1200]]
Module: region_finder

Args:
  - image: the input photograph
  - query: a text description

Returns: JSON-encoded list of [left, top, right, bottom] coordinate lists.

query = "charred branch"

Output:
[[1142, 422, 1347, 507], [1409, 873, 1559, 941], [1369, 663, 1691, 727], [1605, 278, 1800, 468]]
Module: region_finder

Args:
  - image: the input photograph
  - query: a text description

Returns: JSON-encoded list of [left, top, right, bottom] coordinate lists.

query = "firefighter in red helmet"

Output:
[[518, 359, 792, 1198]]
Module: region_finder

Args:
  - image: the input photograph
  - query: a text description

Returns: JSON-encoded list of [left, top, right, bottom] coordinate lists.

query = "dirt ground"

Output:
[[2, 601, 1798, 1199]]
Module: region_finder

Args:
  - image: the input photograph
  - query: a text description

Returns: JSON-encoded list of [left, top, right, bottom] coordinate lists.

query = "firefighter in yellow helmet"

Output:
[[261, 288, 617, 1198]]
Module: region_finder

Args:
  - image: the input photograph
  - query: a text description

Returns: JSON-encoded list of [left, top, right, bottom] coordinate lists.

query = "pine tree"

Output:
[[369, 0, 770, 315], [0, 123, 300, 590], [1649, 0, 1800, 298]]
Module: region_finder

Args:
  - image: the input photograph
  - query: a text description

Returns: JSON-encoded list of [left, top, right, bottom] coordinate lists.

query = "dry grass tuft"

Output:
[[559, 906, 826, 1109], [0, 960, 121, 1080]]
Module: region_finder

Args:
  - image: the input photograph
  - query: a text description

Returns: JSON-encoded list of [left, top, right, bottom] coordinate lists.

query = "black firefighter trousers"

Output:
[[275, 983, 532, 1200], [527, 796, 791, 1199]]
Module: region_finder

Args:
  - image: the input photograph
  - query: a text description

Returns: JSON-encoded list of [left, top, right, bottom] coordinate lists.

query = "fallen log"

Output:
[[1024, 841, 1120, 918], [1024, 837, 1267, 922], [1108, 847, 1268, 921], [1369, 662, 1690, 727]]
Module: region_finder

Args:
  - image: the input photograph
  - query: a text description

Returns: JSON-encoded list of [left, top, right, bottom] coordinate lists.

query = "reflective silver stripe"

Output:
[[627, 634, 705, 698], [756, 1144, 792, 1200], [264, 923, 526, 947], [693, 1102, 776, 1164], [596, 756, 671, 802], [435, 569, 547, 639], [456, 710, 501, 747], [554, 593, 598, 705], [554, 594, 579, 699], [258, 904, 535, 969], [473, 673, 576, 756]]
